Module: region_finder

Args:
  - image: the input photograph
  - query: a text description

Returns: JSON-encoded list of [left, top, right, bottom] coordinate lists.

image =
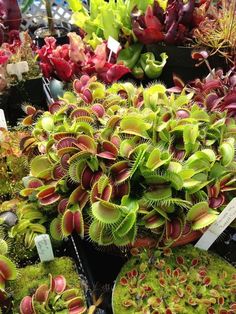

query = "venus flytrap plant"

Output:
[[0, 199, 49, 263], [19, 76, 236, 248], [113, 245, 236, 314], [20, 274, 86, 314], [9, 257, 86, 314], [172, 66, 236, 118]]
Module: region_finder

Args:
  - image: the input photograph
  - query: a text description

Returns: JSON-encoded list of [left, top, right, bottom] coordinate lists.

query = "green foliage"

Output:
[[70, 0, 154, 41]]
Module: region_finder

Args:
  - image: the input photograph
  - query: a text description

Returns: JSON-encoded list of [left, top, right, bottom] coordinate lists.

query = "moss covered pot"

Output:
[[112, 245, 236, 314], [9, 257, 86, 313]]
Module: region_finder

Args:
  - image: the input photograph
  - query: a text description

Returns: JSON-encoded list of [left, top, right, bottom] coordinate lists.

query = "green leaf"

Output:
[[71, 11, 89, 29], [165, 171, 183, 190], [115, 212, 136, 237], [41, 115, 54, 132], [190, 110, 210, 122], [102, 9, 120, 40], [183, 124, 199, 154], [187, 201, 209, 221], [63, 91, 77, 104], [117, 43, 143, 69], [187, 180, 212, 194], [120, 115, 151, 138], [20, 0, 34, 13], [67, 0, 83, 12], [144, 185, 172, 201], [146, 148, 171, 171]]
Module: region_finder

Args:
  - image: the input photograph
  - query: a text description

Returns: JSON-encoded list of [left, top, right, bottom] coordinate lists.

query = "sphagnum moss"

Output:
[[113, 245, 236, 314], [9, 257, 86, 313]]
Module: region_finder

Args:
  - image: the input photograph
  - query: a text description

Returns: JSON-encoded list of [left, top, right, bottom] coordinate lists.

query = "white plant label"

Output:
[[107, 36, 121, 62], [35, 234, 54, 262], [7, 61, 29, 81], [0, 109, 7, 130], [195, 197, 236, 250]]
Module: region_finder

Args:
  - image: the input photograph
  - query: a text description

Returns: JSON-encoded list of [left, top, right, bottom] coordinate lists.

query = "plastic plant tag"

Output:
[[0, 109, 7, 130], [35, 234, 54, 262], [107, 36, 121, 62], [6, 61, 29, 81], [195, 198, 236, 250], [19, 32, 25, 44]]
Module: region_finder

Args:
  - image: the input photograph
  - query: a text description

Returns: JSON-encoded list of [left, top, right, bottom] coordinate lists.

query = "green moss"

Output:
[[10, 257, 85, 313], [8, 236, 36, 263], [113, 245, 236, 314]]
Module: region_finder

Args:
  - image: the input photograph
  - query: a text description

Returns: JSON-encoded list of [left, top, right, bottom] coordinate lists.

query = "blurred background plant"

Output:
[[193, 0, 236, 62], [1, 32, 41, 84], [0, 128, 29, 203]]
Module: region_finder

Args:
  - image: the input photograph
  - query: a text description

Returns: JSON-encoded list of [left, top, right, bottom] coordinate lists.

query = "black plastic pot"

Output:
[[210, 227, 236, 267], [71, 233, 127, 314], [0, 92, 10, 124], [34, 26, 69, 48], [6, 77, 47, 126], [145, 44, 230, 87]]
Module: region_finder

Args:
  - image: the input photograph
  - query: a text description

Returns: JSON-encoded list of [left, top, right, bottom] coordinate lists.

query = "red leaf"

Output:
[[92, 43, 107, 71], [133, 21, 164, 44], [145, 5, 162, 30], [50, 57, 73, 81], [105, 64, 130, 83], [51, 275, 67, 293], [20, 296, 33, 314]]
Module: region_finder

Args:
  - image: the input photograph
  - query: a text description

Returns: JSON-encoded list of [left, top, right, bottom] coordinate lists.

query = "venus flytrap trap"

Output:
[[18, 76, 236, 248]]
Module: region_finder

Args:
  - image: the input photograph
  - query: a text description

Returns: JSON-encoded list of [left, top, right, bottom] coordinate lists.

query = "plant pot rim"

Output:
[[132, 230, 202, 248], [9, 75, 42, 87], [146, 42, 193, 50], [34, 26, 69, 39]]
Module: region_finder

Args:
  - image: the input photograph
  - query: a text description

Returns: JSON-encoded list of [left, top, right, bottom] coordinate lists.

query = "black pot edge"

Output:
[[145, 43, 231, 70], [34, 26, 69, 39]]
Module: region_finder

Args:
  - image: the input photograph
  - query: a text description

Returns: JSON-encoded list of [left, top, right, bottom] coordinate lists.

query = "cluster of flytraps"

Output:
[[18, 75, 236, 248], [113, 246, 236, 313]]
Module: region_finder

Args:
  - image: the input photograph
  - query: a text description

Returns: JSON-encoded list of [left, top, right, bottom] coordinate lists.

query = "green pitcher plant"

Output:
[[19, 75, 236, 248]]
